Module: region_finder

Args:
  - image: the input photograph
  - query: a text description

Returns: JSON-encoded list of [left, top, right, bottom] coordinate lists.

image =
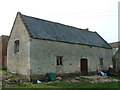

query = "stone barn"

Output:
[[0, 35, 9, 69], [7, 12, 112, 81]]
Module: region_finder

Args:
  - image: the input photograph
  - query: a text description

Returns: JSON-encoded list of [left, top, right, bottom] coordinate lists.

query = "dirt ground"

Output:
[[1, 70, 120, 87]]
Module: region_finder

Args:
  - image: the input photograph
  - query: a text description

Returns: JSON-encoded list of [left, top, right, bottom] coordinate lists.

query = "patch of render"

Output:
[[7, 14, 31, 80], [30, 38, 112, 76]]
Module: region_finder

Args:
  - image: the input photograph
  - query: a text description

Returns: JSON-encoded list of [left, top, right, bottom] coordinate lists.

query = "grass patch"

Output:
[[47, 82, 120, 88], [0, 66, 7, 70], [2, 70, 120, 88], [5, 83, 58, 88], [110, 76, 120, 80], [3, 71, 17, 80], [4, 80, 120, 88]]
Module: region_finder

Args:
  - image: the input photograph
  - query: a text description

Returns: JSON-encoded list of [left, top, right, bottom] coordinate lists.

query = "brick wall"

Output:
[[0, 35, 9, 69]]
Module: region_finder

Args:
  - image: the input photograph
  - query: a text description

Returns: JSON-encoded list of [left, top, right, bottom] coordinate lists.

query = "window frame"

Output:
[[99, 58, 103, 65], [56, 56, 63, 66], [14, 40, 20, 53]]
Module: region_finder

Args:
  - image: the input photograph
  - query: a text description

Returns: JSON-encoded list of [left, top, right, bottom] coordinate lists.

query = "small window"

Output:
[[14, 40, 19, 53], [100, 58, 103, 65], [57, 56, 63, 65]]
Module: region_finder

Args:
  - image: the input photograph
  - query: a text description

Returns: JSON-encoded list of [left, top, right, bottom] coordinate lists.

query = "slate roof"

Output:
[[21, 13, 111, 49]]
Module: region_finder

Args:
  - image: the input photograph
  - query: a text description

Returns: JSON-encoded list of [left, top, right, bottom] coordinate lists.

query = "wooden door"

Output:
[[80, 58, 88, 75]]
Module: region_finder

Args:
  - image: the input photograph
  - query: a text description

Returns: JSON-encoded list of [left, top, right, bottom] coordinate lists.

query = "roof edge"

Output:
[[31, 36, 112, 49], [19, 12, 33, 38], [0, 35, 9, 37], [8, 12, 21, 44], [94, 32, 112, 49]]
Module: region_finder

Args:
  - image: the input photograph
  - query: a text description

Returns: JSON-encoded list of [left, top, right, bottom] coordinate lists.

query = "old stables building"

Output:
[[0, 12, 113, 81]]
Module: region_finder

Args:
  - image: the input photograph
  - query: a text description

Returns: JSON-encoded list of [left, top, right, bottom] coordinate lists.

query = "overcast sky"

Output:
[[0, 0, 119, 43]]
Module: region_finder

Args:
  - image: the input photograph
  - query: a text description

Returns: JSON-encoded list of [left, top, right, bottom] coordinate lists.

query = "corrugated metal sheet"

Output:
[[22, 15, 111, 49]]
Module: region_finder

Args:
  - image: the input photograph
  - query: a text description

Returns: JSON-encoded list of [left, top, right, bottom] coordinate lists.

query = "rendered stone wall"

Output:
[[30, 38, 112, 77], [7, 13, 31, 80]]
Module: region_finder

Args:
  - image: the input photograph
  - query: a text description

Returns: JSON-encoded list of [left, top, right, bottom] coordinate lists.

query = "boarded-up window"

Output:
[[100, 58, 103, 65], [14, 40, 19, 53], [57, 56, 63, 65]]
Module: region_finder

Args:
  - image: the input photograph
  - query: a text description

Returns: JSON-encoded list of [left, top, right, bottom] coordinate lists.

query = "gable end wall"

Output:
[[7, 13, 31, 80]]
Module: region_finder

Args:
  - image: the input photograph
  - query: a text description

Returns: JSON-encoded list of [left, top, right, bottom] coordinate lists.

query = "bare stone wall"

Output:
[[30, 38, 112, 77], [7, 14, 31, 80]]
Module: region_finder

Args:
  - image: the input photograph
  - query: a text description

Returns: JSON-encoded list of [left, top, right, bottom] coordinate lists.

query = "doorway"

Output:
[[80, 58, 88, 75]]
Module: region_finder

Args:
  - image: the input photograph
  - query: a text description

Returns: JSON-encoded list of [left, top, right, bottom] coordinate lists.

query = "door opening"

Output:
[[80, 58, 88, 75]]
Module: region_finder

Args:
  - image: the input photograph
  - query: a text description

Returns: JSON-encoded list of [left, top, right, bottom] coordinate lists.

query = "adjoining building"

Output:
[[109, 41, 120, 55], [0, 35, 9, 69], [7, 12, 112, 81], [109, 41, 120, 75]]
